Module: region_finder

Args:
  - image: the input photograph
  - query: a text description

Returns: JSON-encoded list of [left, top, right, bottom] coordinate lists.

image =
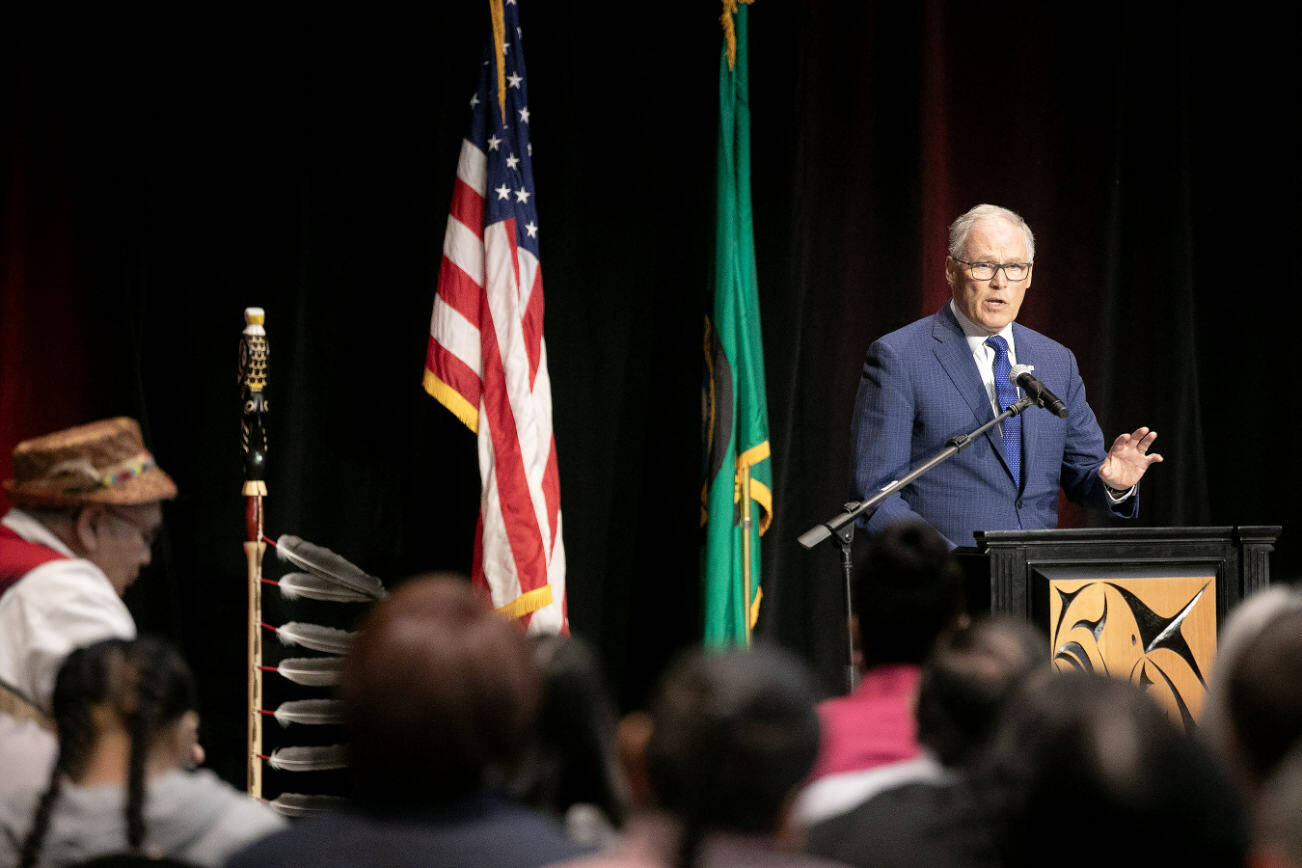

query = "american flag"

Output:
[[423, 0, 566, 633]]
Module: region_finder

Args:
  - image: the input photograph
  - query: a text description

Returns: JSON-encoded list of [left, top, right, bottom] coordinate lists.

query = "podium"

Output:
[[956, 526, 1281, 728]]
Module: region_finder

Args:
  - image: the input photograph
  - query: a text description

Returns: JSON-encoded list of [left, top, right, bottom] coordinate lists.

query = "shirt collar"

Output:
[[1, 508, 78, 558], [949, 298, 1016, 358]]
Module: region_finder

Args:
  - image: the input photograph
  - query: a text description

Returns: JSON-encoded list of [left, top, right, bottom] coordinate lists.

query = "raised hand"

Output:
[[1099, 427, 1163, 490]]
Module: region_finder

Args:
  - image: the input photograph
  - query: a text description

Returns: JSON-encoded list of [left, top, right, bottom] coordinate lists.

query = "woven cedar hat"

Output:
[[3, 417, 178, 507]]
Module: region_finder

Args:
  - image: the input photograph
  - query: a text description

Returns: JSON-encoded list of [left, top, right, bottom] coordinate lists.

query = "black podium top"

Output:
[[956, 525, 1281, 622]]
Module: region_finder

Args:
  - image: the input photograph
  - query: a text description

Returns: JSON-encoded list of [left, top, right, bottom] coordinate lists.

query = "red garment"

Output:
[[0, 524, 67, 597], [811, 664, 922, 780]]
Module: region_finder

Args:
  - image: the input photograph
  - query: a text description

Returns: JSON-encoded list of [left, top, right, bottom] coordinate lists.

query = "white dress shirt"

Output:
[[0, 509, 136, 713], [948, 299, 1018, 420], [947, 300, 1132, 503]]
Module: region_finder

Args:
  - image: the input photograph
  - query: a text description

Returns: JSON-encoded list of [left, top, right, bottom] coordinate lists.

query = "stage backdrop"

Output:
[[3, 2, 1297, 787]]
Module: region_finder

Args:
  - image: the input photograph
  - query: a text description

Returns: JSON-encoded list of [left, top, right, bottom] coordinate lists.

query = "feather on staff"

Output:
[[259, 657, 344, 687], [267, 793, 349, 818], [273, 534, 386, 601], [264, 621, 354, 656], [261, 699, 346, 728], [273, 572, 377, 604], [265, 744, 349, 773]]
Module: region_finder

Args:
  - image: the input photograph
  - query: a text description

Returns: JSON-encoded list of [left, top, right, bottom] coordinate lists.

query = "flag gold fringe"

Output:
[[490, 0, 508, 122], [720, 0, 756, 71], [423, 369, 481, 433], [749, 477, 772, 536], [702, 446, 774, 534], [735, 441, 773, 535], [494, 584, 554, 620]]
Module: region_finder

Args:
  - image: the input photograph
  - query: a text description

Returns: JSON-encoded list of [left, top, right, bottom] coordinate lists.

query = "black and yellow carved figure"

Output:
[[239, 308, 270, 492]]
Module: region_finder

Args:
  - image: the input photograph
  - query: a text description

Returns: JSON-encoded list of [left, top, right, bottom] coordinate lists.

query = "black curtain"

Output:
[[3, 2, 1298, 788]]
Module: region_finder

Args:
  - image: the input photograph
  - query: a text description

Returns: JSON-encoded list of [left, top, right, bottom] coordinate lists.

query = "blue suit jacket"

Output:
[[850, 304, 1137, 547]]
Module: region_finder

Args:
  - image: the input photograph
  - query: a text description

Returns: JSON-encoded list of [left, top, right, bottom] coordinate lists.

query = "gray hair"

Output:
[[948, 204, 1035, 262], [1201, 586, 1302, 763]]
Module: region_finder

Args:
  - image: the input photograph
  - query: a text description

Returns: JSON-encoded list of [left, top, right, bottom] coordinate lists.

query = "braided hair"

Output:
[[18, 637, 197, 868]]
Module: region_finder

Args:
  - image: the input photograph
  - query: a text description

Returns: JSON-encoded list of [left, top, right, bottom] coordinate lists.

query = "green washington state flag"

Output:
[[702, 2, 772, 647]]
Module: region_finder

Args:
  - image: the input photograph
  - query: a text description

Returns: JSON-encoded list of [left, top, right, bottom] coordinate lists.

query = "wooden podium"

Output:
[[957, 526, 1281, 729]]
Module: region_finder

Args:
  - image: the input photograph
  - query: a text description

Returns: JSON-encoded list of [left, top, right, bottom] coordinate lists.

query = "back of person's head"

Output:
[[855, 521, 965, 667], [20, 637, 197, 868], [507, 635, 627, 836], [645, 644, 819, 863], [1203, 586, 1302, 772], [915, 615, 1044, 768], [341, 574, 539, 810], [1255, 739, 1302, 868], [1255, 740, 1302, 867], [76, 857, 197, 867], [977, 672, 1247, 866], [1224, 607, 1302, 791]]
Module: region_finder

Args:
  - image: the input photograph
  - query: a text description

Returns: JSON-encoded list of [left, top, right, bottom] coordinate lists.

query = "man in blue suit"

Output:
[[851, 204, 1162, 548]]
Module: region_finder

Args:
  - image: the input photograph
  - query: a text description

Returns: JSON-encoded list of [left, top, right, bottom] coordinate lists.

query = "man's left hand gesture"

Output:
[[1099, 427, 1163, 491]]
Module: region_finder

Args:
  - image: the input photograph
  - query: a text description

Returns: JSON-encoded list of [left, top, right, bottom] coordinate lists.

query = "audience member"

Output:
[[1253, 740, 1302, 868], [1225, 608, 1302, 792], [509, 635, 627, 848], [805, 616, 1044, 866], [0, 637, 283, 867], [796, 521, 965, 823], [973, 672, 1247, 867], [229, 574, 588, 868], [0, 712, 57, 804], [1, 418, 176, 715], [1202, 587, 1302, 802], [554, 644, 847, 868]]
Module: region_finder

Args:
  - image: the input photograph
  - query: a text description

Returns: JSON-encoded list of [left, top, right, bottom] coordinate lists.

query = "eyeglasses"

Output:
[[105, 507, 160, 547], [953, 258, 1032, 282]]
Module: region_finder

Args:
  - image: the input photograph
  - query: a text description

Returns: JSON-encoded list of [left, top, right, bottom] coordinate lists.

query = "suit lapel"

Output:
[[931, 306, 1015, 483]]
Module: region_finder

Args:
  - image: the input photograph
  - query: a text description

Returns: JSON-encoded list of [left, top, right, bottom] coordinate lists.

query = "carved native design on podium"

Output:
[[1049, 576, 1216, 729]]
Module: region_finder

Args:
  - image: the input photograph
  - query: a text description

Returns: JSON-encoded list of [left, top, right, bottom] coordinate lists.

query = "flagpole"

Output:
[[740, 464, 753, 646]]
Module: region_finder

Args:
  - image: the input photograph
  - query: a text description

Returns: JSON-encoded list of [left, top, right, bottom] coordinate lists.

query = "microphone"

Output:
[[1009, 364, 1068, 418]]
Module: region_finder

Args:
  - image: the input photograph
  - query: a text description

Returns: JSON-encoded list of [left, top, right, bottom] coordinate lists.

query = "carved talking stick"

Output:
[[239, 307, 269, 797]]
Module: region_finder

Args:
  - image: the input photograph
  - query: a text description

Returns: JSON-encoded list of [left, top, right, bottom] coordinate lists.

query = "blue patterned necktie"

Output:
[[986, 335, 1021, 487]]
